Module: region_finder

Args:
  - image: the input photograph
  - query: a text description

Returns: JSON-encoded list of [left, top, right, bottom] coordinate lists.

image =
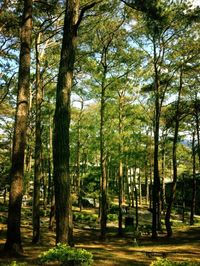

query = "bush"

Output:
[[107, 214, 118, 222], [150, 258, 199, 266], [39, 243, 93, 266], [73, 212, 98, 223]]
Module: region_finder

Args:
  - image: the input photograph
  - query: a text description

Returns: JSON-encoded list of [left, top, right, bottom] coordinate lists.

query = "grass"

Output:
[[0, 204, 200, 266]]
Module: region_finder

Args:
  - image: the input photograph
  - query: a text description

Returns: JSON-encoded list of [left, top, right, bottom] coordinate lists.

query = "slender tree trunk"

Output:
[[190, 131, 196, 225], [165, 68, 183, 237], [161, 142, 166, 211], [43, 171, 48, 210], [190, 95, 200, 225], [32, 32, 42, 244], [144, 136, 149, 205], [145, 163, 149, 205], [4, 0, 32, 255], [118, 91, 124, 236], [47, 117, 52, 205], [53, 0, 80, 245], [118, 159, 123, 235], [3, 187, 7, 204], [135, 185, 138, 230], [152, 44, 161, 239], [76, 100, 83, 211], [149, 141, 153, 209], [138, 170, 142, 205], [100, 85, 108, 239]]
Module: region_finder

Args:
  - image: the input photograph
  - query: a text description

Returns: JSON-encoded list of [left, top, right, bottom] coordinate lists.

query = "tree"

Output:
[[53, 0, 100, 245], [165, 67, 183, 237], [121, 0, 198, 238], [4, 0, 32, 255]]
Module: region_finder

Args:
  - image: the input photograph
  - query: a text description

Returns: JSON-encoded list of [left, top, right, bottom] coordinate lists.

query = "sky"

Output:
[[192, 0, 200, 6]]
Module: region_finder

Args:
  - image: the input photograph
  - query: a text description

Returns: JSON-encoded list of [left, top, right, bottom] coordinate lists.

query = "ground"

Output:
[[0, 206, 200, 265]]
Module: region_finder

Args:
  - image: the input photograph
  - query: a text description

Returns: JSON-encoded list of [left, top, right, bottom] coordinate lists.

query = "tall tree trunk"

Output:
[[165, 68, 183, 237], [100, 85, 108, 239], [190, 94, 200, 225], [47, 116, 52, 205], [53, 0, 99, 245], [76, 100, 83, 211], [53, 0, 80, 245], [32, 32, 42, 244], [152, 42, 161, 239], [161, 140, 166, 211], [190, 131, 196, 225], [118, 91, 124, 236], [138, 170, 142, 205], [144, 161, 149, 205], [4, 0, 32, 254], [149, 135, 153, 209], [135, 185, 138, 230]]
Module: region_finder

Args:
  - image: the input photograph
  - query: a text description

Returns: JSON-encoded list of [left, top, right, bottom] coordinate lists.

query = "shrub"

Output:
[[39, 243, 93, 266], [73, 212, 98, 223], [150, 258, 199, 266], [107, 214, 118, 222]]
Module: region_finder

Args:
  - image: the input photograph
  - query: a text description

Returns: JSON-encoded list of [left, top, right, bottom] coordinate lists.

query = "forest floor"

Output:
[[0, 206, 200, 265]]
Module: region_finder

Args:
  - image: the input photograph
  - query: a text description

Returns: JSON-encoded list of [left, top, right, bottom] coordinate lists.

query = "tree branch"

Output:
[[74, 0, 101, 34], [121, 0, 136, 10]]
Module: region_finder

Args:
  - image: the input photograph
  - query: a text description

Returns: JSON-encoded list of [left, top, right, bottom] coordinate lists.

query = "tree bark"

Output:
[[165, 68, 182, 237], [76, 100, 83, 211], [100, 85, 108, 239], [53, 0, 80, 245], [4, 0, 32, 255], [32, 32, 42, 244], [190, 131, 196, 225], [161, 138, 166, 211], [118, 91, 124, 236], [47, 116, 53, 205], [152, 41, 161, 239]]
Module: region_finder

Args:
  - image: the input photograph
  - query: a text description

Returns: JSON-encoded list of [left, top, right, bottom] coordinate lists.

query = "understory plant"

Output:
[[39, 243, 93, 266], [150, 258, 199, 266]]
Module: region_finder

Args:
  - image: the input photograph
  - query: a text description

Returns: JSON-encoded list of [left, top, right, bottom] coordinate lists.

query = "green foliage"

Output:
[[150, 258, 199, 266], [0, 215, 7, 224], [73, 212, 98, 223], [39, 243, 93, 266], [107, 214, 118, 222]]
